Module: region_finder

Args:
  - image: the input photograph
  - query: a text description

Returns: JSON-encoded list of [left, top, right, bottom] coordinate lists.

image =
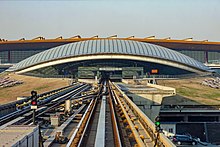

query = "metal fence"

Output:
[[23, 73, 74, 79]]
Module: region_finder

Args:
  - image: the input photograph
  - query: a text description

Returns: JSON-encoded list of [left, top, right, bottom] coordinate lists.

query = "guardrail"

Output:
[[22, 73, 74, 79], [143, 72, 212, 79], [161, 105, 220, 110]]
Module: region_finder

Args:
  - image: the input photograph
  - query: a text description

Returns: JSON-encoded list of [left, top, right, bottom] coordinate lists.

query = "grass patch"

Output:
[[177, 87, 199, 97], [34, 85, 50, 91], [177, 86, 220, 99], [0, 92, 8, 98], [0, 72, 9, 78], [158, 77, 220, 105], [0, 73, 69, 104], [203, 92, 220, 99]]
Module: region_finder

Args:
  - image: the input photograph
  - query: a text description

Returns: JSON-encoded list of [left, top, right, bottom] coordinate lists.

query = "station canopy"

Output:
[[9, 39, 210, 76]]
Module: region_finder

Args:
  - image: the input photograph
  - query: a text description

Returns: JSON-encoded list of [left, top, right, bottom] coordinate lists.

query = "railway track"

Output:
[[20, 84, 91, 125], [0, 79, 175, 147], [0, 83, 91, 126], [63, 80, 175, 147], [75, 80, 121, 147]]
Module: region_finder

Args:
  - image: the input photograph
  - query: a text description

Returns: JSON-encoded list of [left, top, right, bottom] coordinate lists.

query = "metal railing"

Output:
[[208, 60, 220, 64], [23, 73, 74, 79], [142, 72, 212, 79]]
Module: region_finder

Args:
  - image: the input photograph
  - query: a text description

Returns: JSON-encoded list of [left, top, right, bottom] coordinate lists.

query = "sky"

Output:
[[0, 0, 219, 41]]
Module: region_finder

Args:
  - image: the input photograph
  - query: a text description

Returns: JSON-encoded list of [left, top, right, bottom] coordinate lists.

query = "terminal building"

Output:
[[7, 39, 211, 78], [0, 36, 219, 77]]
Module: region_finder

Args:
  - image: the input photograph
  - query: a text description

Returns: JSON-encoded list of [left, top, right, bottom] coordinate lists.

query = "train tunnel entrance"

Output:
[[99, 67, 122, 81], [100, 71, 122, 80]]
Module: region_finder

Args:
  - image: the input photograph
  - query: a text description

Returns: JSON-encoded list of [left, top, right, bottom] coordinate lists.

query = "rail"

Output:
[[0, 83, 90, 127], [67, 82, 103, 147], [0, 83, 77, 113], [22, 84, 90, 125], [68, 80, 122, 147], [66, 98, 96, 147], [108, 84, 122, 147], [43, 104, 86, 146]]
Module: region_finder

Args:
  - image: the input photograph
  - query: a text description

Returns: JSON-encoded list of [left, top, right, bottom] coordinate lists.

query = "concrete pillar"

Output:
[[65, 100, 72, 114], [8, 51, 11, 63], [50, 114, 60, 127], [150, 105, 161, 121], [204, 51, 208, 63], [184, 115, 188, 122]]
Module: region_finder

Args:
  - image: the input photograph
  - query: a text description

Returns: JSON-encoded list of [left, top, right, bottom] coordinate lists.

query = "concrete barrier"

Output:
[[121, 79, 129, 84], [121, 79, 176, 120], [147, 83, 176, 95], [78, 79, 98, 84], [121, 79, 176, 95]]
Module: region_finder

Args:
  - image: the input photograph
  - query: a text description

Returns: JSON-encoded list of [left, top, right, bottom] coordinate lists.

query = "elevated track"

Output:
[[0, 80, 175, 147], [64, 80, 174, 147]]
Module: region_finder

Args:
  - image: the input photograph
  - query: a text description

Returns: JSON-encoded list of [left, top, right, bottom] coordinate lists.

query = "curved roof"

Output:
[[10, 39, 209, 72]]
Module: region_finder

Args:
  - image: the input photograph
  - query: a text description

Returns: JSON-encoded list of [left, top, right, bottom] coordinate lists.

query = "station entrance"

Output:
[[77, 66, 143, 79], [99, 67, 122, 80]]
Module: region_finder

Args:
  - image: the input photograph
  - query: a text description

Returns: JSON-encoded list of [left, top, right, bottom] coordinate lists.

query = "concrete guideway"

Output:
[[112, 82, 175, 147], [94, 82, 106, 147], [120, 79, 176, 120]]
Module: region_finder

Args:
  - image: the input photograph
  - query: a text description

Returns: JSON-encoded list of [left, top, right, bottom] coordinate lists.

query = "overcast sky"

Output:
[[0, 0, 219, 41]]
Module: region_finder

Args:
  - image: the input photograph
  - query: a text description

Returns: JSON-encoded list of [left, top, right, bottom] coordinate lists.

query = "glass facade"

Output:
[[0, 50, 42, 64], [26, 59, 193, 78], [179, 50, 205, 63], [1, 49, 219, 65], [0, 51, 8, 63], [10, 50, 42, 63], [1, 49, 217, 65], [208, 51, 220, 61]]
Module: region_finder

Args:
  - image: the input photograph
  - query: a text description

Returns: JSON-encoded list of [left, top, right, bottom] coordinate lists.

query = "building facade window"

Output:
[[169, 128, 174, 133], [10, 50, 42, 63], [0, 51, 8, 63], [208, 51, 220, 62], [179, 50, 205, 63]]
